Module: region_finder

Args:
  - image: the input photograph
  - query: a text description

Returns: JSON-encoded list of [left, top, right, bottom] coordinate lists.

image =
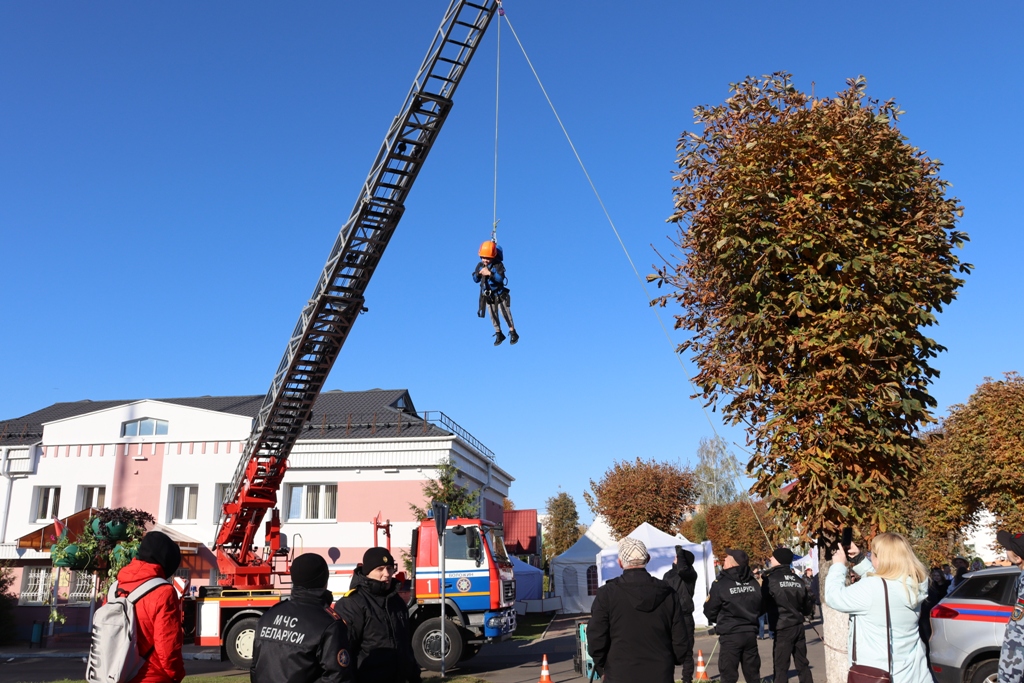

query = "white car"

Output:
[[929, 566, 1017, 683]]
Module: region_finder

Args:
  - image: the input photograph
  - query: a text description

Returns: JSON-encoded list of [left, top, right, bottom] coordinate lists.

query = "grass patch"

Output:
[[511, 612, 553, 641]]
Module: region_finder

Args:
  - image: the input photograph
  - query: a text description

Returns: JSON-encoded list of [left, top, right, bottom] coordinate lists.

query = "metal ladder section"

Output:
[[215, 0, 500, 572]]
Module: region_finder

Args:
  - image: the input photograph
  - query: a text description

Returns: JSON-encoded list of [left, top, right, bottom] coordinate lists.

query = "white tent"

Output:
[[595, 522, 715, 626], [551, 517, 616, 613], [510, 556, 544, 601]]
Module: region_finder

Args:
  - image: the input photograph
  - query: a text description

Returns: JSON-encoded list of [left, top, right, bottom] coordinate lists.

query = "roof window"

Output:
[[122, 418, 169, 437]]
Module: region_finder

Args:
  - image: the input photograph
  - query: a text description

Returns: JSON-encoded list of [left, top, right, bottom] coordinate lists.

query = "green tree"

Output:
[[409, 457, 480, 520], [584, 458, 698, 538], [543, 492, 581, 564], [651, 73, 971, 536], [693, 436, 744, 506]]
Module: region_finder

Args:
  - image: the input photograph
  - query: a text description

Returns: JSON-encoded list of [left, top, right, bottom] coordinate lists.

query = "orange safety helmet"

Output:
[[478, 240, 498, 259]]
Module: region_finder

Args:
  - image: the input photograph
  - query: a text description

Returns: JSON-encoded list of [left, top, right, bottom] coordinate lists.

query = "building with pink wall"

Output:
[[0, 389, 511, 639]]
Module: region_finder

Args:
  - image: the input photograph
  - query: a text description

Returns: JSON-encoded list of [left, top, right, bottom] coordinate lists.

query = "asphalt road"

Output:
[[1, 617, 827, 683]]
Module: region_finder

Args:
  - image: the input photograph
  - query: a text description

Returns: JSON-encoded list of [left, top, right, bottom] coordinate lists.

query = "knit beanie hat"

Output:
[[725, 549, 749, 566], [361, 547, 395, 572], [618, 537, 650, 566], [137, 531, 181, 578], [291, 553, 329, 589], [773, 547, 795, 565]]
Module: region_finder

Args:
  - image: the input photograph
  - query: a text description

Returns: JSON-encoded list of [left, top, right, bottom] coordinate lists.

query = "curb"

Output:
[[2, 650, 221, 661]]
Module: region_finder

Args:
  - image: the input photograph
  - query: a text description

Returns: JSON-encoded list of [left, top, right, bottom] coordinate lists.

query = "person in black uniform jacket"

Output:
[[251, 553, 353, 683], [587, 537, 691, 683], [663, 545, 699, 682], [704, 549, 763, 683], [334, 547, 421, 683], [762, 547, 815, 683]]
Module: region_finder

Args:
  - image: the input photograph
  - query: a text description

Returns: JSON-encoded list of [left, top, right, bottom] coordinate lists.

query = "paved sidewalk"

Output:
[[0, 644, 221, 661]]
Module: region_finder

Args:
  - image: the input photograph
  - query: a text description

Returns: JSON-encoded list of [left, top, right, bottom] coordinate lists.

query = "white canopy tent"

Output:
[[550, 517, 616, 613], [510, 556, 544, 601], [595, 522, 715, 626]]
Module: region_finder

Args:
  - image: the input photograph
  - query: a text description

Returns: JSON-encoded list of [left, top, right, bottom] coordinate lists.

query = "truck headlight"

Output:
[[487, 616, 503, 628]]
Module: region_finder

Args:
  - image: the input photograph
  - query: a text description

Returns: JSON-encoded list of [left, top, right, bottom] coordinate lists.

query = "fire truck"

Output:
[[193, 0, 516, 670]]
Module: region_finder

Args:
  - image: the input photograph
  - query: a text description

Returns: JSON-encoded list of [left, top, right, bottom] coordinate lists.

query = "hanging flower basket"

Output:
[[105, 521, 128, 540], [54, 543, 91, 569]]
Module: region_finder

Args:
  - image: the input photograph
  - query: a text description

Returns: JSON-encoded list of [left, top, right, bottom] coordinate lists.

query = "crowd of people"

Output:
[[88, 532, 420, 683], [586, 530, 1024, 683], [88, 526, 1024, 683]]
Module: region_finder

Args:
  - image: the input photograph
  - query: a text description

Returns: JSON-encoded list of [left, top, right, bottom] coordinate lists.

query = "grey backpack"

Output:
[[85, 577, 170, 683]]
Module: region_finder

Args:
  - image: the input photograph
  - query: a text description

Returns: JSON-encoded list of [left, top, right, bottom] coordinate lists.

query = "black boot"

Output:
[[509, 329, 519, 345], [493, 331, 506, 346]]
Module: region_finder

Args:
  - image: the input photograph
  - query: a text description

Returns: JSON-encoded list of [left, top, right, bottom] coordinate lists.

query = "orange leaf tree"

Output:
[[651, 73, 971, 537], [584, 458, 698, 538], [701, 501, 781, 566], [942, 373, 1024, 530]]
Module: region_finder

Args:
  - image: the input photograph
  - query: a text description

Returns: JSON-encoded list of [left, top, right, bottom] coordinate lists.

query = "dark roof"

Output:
[[0, 389, 455, 446]]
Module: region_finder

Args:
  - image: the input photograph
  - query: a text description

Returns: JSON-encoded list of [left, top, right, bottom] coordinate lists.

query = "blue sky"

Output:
[[2, 1, 1021, 523]]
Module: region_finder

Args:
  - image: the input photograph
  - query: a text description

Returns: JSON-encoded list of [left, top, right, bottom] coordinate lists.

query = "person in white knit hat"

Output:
[[586, 536, 691, 683]]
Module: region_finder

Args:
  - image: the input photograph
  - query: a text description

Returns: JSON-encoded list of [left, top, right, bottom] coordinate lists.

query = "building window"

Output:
[[79, 486, 106, 511], [34, 486, 61, 522], [21, 567, 53, 605], [122, 418, 169, 437], [586, 565, 599, 596], [214, 483, 232, 523], [68, 571, 97, 604], [286, 484, 337, 521], [169, 485, 198, 522]]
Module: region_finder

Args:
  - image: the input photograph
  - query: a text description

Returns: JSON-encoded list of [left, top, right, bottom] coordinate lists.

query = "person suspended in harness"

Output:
[[473, 240, 518, 346]]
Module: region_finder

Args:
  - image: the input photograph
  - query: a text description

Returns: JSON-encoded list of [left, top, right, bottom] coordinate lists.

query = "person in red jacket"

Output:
[[115, 531, 186, 683]]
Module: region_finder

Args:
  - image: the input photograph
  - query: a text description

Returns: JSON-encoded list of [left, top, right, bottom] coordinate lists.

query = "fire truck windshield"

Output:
[[487, 529, 511, 564]]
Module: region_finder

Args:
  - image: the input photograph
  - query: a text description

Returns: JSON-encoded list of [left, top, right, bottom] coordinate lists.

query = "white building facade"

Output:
[[0, 389, 511, 635]]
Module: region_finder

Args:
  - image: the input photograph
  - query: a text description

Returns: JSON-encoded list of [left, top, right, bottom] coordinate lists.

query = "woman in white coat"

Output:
[[825, 532, 931, 683]]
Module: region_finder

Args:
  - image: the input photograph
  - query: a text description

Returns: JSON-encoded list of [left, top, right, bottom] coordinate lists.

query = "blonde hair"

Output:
[[869, 532, 928, 606]]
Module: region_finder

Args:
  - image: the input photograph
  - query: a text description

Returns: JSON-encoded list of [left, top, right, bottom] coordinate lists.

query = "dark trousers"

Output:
[[681, 612, 695, 683], [718, 632, 760, 683], [773, 624, 813, 683]]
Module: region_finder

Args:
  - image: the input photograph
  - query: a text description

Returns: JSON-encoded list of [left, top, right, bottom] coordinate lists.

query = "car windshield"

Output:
[[487, 528, 511, 564]]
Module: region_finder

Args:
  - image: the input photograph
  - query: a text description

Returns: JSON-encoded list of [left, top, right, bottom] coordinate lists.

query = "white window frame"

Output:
[[20, 567, 53, 605], [34, 486, 61, 522], [68, 571, 97, 605], [286, 483, 337, 522], [121, 418, 169, 438], [213, 483, 231, 523], [78, 485, 106, 512], [169, 485, 199, 523]]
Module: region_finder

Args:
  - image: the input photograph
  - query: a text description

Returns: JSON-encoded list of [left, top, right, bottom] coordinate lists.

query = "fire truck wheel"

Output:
[[412, 617, 463, 671], [225, 617, 260, 669]]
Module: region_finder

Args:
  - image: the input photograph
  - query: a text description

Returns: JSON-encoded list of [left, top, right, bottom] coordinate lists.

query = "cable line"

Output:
[[491, 4, 502, 242], [500, 8, 774, 553]]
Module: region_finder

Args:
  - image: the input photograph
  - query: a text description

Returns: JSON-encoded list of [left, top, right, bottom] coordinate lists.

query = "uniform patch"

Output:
[[338, 649, 351, 667], [456, 577, 472, 593], [324, 605, 340, 620], [1013, 598, 1024, 622]]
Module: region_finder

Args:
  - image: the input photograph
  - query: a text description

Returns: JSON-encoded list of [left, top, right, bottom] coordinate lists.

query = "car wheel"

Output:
[[225, 616, 259, 669], [968, 659, 999, 683], [412, 617, 463, 671]]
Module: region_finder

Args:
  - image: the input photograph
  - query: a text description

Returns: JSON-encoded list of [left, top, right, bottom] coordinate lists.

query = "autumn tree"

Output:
[[942, 373, 1024, 530], [409, 457, 480, 521], [651, 73, 971, 536], [700, 501, 781, 565], [543, 492, 581, 564], [502, 497, 515, 512], [584, 458, 698, 538], [693, 436, 744, 505]]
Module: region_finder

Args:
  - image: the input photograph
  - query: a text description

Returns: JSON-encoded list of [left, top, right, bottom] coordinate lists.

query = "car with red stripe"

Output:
[[929, 566, 1018, 683]]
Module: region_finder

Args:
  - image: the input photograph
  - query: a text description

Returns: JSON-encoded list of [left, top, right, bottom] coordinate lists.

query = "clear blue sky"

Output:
[[2, 1, 1021, 522]]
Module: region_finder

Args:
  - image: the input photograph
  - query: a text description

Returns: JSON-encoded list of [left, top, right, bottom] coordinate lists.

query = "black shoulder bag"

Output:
[[848, 579, 892, 683]]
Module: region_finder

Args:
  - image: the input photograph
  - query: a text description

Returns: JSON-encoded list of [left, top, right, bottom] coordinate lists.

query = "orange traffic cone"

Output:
[[538, 653, 553, 682], [694, 649, 710, 680]]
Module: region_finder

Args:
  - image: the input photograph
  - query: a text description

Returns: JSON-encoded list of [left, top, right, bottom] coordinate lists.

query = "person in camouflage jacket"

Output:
[[997, 531, 1024, 683]]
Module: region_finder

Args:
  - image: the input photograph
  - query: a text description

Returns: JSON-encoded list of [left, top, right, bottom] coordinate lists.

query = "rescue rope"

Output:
[[491, 3, 502, 243], [500, 7, 776, 553]]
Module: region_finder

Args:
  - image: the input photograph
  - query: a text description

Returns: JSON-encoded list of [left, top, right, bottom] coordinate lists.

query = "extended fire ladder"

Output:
[[215, 0, 500, 587]]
